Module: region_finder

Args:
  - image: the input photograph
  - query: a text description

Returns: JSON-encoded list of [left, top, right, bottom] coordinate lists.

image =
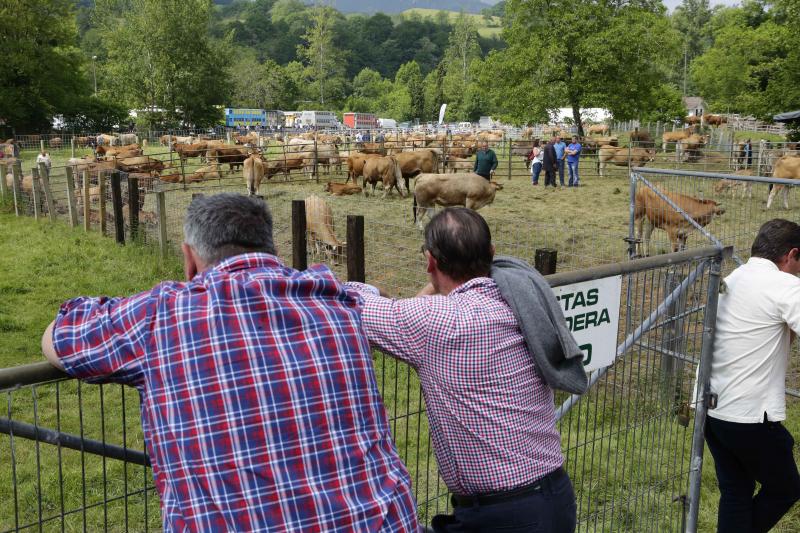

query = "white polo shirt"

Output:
[[708, 257, 800, 423]]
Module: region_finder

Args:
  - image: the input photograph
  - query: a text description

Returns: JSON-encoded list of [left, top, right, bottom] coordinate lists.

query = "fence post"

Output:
[[685, 254, 723, 533], [127, 175, 139, 242], [346, 215, 365, 283], [757, 139, 766, 175], [99, 174, 107, 235], [534, 248, 557, 275], [507, 139, 512, 180], [110, 171, 125, 244], [83, 169, 91, 232], [313, 136, 319, 183], [155, 191, 168, 259], [0, 162, 7, 199], [38, 163, 56, 222], [11, 161, 22, 216], [70, 137, 76, 158], [39, 139, 45, 152], [31, 167, 41, 220], [64, 166, 78, 227], [660, 270, 687, 404], [291, 199, 307, 271]]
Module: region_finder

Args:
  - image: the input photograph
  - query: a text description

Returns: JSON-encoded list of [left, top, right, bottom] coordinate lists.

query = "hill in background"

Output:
[[305, 0, 493, 14], [401, 8, 502, 37]]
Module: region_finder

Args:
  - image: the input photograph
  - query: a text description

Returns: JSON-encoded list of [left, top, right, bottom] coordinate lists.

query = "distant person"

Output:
[[745, 138, 753, 169], [42, 194, 419, 532], [473, 140, 498, 180], [542, 136, 558, 188], [566, 136, 582, 187], [703, 219, 800, 533], [528, 139, 543, 185], [553, 135, 567, 187], [346, 207, 585, 533]]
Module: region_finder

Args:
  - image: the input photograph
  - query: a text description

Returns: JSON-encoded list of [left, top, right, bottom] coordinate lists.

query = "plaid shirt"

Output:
[[53, 254, 418, 532], [346, 278, 563, 495]]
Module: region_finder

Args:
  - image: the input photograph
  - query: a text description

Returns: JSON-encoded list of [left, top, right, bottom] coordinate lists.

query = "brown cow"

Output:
[[173, 142, 208, 164], [587, 124, 610, 135], [49, 137, 63, 149], [634, 186, 725, 256], [360, 142, 386, 155], [766, 155, 800, 209], [685, 115, 701, 126], [598, 146, 655, 177], [117, 156, 164, 174], [244, 155, 267, 196], [325, 182, 362, 196], [362, 156, 406, 198], [445, 156, 474, 173], [714, 170, 753, 199], [629, 129, 655, 148], [305, 195, 345, 264], [677, 134, 708, 162], [97, 144, 141, 158], [662, 128, 695, 152], [413, 173, 503, 229], [704, 114, 727, 127], [394, 149, 440, 189], [207, 146, 248, 174], [188, 162, 221, 183], [346, 152, 382, 183]]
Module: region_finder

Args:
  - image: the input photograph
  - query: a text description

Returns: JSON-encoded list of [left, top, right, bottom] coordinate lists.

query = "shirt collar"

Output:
[[210, 252, 285, 274], [747, 256, 779, 271], [450, 277, 495, 295]]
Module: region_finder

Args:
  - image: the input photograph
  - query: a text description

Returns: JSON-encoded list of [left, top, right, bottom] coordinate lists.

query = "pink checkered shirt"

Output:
[[346, 278, 564, 495]]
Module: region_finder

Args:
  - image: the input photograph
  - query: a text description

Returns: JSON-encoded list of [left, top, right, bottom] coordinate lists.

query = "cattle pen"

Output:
[[1, 131, 800, 531]]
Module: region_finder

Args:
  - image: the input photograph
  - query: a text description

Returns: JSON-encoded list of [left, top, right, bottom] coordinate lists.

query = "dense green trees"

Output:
[[690, 0, 800, 119], [483, 0, 682, 132]]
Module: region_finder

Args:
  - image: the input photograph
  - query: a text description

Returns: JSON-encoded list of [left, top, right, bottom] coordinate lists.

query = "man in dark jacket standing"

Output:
[[473, 141, 498, 180], [542, 137, 559, 188]]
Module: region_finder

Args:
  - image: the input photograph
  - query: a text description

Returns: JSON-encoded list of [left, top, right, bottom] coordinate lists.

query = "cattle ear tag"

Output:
[[719, 280, 727, 294], [676, 402, 690, 427]]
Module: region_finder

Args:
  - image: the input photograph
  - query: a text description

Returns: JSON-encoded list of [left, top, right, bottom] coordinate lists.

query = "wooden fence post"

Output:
[[64, 166, 79, 227], [127, 175, 139, 242], [534, 248, 558, 275], [31, 167, 41, 220], [291, 199, 307, 271], [99, 174, 107, 235], [38, 163, 56, 222], [83, 169, 91, 232], [0, 162, 7, 198], [346, 215, 365, 283], [110, 171, 125, 244], [155, 191, 168, 259], [11, 161, 23, 216]]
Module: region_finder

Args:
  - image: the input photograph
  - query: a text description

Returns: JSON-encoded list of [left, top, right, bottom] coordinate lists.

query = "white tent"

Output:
[[551, 108, 612, 123]]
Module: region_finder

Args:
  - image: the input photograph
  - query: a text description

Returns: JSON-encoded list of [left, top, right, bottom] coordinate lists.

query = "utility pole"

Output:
[[92, 55, 98, 96], [682, 44, 688, 96]]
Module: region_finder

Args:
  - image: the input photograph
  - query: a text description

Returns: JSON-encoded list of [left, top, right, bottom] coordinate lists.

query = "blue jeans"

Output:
[[567, 161, 580, 186], [531, 162, 542, 184], [705, 416, 800, 533], [431, 468, 577, 532], [557, 160, 565, 185]]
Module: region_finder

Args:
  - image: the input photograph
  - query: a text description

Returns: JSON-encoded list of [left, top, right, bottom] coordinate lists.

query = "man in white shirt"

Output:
[[706, 218, 800, 533], [36, 150, 52, 176]]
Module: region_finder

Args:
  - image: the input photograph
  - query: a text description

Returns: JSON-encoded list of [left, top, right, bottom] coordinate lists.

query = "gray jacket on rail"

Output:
[[490, 255, 589, 395]]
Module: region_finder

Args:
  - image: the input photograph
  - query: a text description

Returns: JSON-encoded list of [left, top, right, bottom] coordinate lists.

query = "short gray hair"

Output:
[[183, 193, 276, 265]]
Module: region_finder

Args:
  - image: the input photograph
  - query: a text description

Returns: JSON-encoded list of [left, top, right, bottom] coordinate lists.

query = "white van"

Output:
[[378, 118, 397, 129]]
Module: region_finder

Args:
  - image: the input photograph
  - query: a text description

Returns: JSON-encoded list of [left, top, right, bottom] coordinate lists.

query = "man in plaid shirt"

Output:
[[346, 208, 576, 532], [42, 194, 418, 532]]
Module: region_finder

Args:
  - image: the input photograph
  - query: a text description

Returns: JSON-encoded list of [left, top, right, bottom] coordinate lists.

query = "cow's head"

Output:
[[490, 181, 504, 191], [324, 182, 333, 192]]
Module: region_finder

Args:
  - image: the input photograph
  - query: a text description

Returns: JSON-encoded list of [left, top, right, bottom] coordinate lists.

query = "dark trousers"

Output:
[[544, 166, 556, 187], [431, 468, 577, 533], [477, 173, 491, 181], [705, 415, 800, 533]]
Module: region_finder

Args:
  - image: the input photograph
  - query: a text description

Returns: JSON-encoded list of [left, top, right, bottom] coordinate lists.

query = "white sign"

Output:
[[552, 275, 622, 372]]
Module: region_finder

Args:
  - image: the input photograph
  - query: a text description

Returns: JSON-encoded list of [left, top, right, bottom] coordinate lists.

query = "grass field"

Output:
[[399, 8, 502, 37], [3, 129, 800, 530]]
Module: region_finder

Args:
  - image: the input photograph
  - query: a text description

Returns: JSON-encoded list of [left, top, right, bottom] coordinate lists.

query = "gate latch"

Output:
[[705, 392, 718, 409]]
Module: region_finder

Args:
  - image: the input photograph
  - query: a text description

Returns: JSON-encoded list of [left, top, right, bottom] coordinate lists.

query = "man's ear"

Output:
[[182, 243, 199, 281], [425, 250, 437, 274]]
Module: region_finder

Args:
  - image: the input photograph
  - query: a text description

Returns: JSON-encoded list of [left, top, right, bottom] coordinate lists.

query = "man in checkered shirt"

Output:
[[347, 208, 576, 532], [41, 193, 418, 532]]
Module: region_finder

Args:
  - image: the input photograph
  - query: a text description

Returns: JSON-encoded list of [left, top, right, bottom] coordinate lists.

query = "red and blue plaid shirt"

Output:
[[346, 278, 564, 496], [53, 253, 418, 532]]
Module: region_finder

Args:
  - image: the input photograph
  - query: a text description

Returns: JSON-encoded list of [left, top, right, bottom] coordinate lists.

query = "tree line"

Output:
[[1, 0, 798, 134]]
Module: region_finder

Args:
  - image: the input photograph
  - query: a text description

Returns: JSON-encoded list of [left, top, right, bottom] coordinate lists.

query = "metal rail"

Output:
[[632, 166, 800, 186]]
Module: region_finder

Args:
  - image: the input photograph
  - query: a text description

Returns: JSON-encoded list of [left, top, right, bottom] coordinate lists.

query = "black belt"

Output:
[[451, 467, 567, 508]]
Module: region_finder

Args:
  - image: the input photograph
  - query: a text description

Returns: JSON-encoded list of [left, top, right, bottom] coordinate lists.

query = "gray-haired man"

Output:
[[41, 193, 418, 531]]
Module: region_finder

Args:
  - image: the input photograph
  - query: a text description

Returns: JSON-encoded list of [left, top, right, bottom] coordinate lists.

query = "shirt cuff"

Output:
[[344, 281, 381, 297]]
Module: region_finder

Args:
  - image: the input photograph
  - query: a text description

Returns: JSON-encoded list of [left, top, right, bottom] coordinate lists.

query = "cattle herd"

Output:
[[2, 120, 800, 263]]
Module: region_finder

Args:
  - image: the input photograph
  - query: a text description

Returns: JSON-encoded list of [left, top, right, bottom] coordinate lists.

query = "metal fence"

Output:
[[0, 244, 727, 532]]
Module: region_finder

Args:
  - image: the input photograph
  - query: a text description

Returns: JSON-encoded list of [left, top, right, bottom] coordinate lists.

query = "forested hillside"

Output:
[[1, 0, 798, 133]]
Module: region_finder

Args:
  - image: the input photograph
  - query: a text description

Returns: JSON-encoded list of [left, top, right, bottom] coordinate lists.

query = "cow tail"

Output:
[[413, 193, 417, 223]]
